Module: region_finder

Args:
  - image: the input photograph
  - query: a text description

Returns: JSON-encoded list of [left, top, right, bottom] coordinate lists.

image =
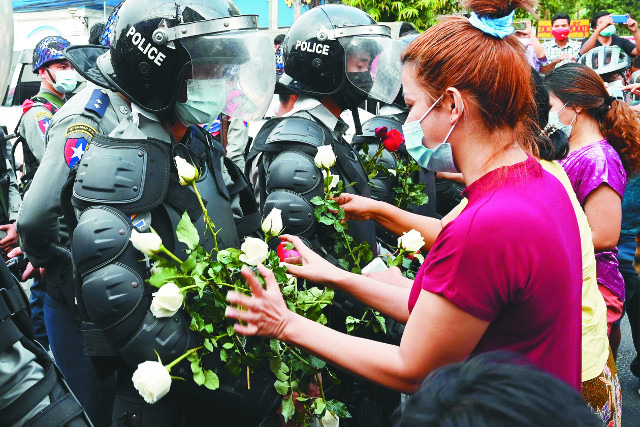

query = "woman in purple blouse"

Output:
[[546, 63, 640, 357]]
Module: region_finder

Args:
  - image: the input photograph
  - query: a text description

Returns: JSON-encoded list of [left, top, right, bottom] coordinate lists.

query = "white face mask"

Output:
[[548, 102, 578, 139], [47, 69, 79, 94], [402, 95, 462, 173], [174, 79, 227, 126]]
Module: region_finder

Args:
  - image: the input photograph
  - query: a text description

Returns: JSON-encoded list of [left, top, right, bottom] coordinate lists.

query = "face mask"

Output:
[[517, 37, 530, 47], [600, 25, 616, 37], [548, 103, 578, 139], [402, 95, 461, 173], [551, 28, 570, 41], [47, 69, 78, 94], [174, 79, 227, 126]]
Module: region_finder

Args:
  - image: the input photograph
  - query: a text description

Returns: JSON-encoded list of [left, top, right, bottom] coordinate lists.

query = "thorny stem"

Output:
[[166, 346, 204, 371], [316, 373, 325, 401], [192, 181, 219, 253], [161, 246, 184, 265], [340, 231, 357, 264]]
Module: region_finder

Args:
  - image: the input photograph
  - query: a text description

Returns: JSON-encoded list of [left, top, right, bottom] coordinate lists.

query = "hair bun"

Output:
[[463, 0, 536, 18]]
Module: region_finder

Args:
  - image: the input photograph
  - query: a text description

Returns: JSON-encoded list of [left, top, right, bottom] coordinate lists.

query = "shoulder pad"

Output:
[[360, 116, 403, 137], [84, 88, 110, 118], [265, 116, 331, 147]]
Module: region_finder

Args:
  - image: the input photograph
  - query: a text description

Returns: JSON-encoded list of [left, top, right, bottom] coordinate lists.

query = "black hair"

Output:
[[632, 56, 640, 69], [591, 11, 610, 29], [393, 352, 601, 427], [551, 13, 571, 25], [531, 69, 569, 160], [89, 22, 106, 45], [274, 34, 285, 46]]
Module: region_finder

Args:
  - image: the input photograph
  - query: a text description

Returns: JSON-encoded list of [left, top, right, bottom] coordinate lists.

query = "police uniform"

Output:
[[17, 82, 128, 427], [16, 86, 65, 171]]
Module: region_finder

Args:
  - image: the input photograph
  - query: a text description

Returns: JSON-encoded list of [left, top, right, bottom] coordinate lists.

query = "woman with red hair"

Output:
[[227, 0, 584, 399]]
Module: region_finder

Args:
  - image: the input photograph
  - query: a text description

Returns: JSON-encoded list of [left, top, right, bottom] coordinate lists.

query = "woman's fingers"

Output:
[[240, 265, 264, 297], [257, 263, 278, 291], [226, 290, 254, 309]]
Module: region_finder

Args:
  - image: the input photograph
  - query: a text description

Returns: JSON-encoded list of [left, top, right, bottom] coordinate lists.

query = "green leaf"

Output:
[[180, 249, 198, 273], [148, 266, 179, 289], [375, 313, 387, 334], [193, 369, 205, 386], [309, 356, 326, 369], [317, 214, 334, 226], [222, 342, 234, 350], [274, 379, 290, 395], [326, 400, 351, 418], [281, 395, 295, 423], [176, 211, 199, 250], [313, 398, 327, 415], [337, 258, 350, 270], [270, 339, 282, 354], [203, 338, 213, 352], [203, 369, 219, 390], [310, 196, 324, 206]]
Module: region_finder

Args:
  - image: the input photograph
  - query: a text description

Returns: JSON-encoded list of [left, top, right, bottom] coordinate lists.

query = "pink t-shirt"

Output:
[[408, 155, 583, 390]]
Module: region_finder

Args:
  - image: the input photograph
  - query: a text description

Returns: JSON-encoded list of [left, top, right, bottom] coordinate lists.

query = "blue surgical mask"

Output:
[[600, 24, 616, 37], [548, 102, 578, 139], [175, 79, 226, 126], [402, 95, 461, 173], [48, 69, 78, 94]]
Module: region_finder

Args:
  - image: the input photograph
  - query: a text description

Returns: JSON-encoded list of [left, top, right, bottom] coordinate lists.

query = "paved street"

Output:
[[618, 315, 640, 425]]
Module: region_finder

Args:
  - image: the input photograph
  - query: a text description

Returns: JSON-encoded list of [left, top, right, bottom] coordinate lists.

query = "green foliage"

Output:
[[147, 212, 349, 425], [345, 0, 461, 31]]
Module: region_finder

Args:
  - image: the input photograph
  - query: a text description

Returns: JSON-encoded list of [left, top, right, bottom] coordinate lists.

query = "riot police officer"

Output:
[[246, 5, 403, 425], [0, 1, 91, 424], [60, 0, 277, 424]]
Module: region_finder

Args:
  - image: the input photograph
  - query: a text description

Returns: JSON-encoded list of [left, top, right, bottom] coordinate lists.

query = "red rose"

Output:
[[374, 126, 388, 139], [277, 241, 300, 262], [383, 129, 405, 152]]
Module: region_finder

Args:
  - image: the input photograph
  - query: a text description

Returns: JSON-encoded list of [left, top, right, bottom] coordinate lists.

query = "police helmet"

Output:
[[283, 5, 402, 109], [32, 36, 71, 73], [68, 0, 275, 120], [578, 46, 630, 76]]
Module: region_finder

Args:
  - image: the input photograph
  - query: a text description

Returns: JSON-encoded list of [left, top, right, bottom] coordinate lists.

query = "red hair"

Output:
[[402, 0, 538, 155]]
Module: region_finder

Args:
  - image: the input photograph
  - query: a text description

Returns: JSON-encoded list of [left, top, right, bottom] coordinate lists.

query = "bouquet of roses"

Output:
[[127, 156, 349, 425]]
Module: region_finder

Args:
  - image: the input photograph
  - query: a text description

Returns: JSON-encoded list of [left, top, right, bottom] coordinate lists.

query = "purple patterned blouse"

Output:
[[559, 139, 627, 300]]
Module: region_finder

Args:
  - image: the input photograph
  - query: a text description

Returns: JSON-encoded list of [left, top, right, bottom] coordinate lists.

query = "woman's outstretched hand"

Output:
[[226, 264, 291, 339], [279, 234, 342, 285], [335, 193, 379, 222]]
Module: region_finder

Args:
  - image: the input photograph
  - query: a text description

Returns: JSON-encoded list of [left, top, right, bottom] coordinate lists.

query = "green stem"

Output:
[[179, 284, 200, 293], [285, 346, 311, 366], [365, 145, 386, 172], [166, 346, 204, 371], [161, 246, 183, 265], [341, 231, 357, 264], [192, 181, 219, 253], [316, 373, 325, 401]]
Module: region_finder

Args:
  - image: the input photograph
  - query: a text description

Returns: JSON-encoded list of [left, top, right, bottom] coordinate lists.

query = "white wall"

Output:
[[13, 7, 112, 51]]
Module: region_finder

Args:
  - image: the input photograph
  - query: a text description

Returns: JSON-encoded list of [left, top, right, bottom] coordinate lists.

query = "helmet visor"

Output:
[[181, 30, 275, 121], [339, 36, 402, 104]]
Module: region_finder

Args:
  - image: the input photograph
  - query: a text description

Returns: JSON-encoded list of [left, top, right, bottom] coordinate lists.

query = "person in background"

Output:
[[88, 22, 105, 44], [392, 352, 602, 427], [546, 63, 640, 362], [513, 20, 547, 72], [580, 11, 640, 56], [541, 13, 581, 73], [274, 33, 285, 79]]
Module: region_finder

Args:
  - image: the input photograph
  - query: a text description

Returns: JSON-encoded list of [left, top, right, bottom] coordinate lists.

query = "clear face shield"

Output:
[[153, 15, 275, 124], [0, 0, 14, 97], [336, 28, 402, 104]]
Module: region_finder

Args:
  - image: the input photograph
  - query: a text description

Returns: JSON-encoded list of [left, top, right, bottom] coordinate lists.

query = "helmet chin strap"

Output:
[[44, 68, 57, 85], [352, 107, 362, 136]]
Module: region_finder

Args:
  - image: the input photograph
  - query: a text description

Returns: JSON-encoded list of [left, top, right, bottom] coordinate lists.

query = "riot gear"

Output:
[[282, 5, 402, 110], [60, 0, 278, 424]]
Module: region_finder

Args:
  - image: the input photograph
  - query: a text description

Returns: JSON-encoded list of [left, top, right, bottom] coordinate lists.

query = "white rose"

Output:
[[132, 360, 172, 404], [317, 412, 339, 427], [175, 156, 198, 186], [130, 229, 163, 256], [150, 282, 184, 318], [239, 237, 269, 266], [397, 229, 425, 253], [262, 207, 284, 236], [314, 146, 336, 169], [322, 170, 339, 190]]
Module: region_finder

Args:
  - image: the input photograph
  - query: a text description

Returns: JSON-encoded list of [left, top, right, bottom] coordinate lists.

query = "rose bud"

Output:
[[132, 360, 172, 404], [130, 229, 163, 257], [239, 237, 269, 266], [150, 282, 184, 318], [175, 156, 199, 186]]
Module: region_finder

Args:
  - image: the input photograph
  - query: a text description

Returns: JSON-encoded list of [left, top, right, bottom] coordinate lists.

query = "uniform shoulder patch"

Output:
[[64, 137, 89, 168], [84, 89, 110, 118]]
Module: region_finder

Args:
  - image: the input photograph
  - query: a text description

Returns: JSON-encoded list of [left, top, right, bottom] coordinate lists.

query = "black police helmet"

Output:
[[283, 5, 376, 98], [97, 0, 242, 113]]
